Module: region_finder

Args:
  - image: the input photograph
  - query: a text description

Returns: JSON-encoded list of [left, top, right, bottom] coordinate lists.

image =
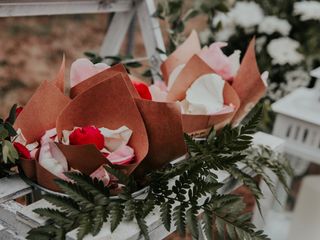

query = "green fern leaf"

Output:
[[110, 202, 124, 232], [160, 201, 172, 231]]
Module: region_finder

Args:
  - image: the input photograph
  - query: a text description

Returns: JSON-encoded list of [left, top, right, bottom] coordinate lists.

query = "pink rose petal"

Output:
[[198, 42, 240, 82], [149, 82, 168, 102], [70, 58, 110, 88], [107, 145, 135, 165], [90, 165, 110, 186]]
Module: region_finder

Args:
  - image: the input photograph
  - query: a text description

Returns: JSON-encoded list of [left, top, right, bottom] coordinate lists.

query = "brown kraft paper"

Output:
[[14, 80, 70, 144], [133, 99, 187, 178], [232, 38, 267, 125], [56, 73, 149, 175], [161, 30, 201, 83]]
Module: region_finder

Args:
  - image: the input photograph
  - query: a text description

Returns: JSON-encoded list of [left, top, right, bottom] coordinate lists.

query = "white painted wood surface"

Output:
[[0, 175, 31, 204], [99, 9, 137, 56], [0, 0, 134, 17], [137, 0, 166, 81]]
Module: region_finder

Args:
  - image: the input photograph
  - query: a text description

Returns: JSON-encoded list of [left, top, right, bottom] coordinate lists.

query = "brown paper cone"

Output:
[[56, 73, 149, 175], [232, 38, 267, 124], [181, 81, 241, 135], [133, 99, 187, 177], [56, 143, 108, 175], [161, 30, 201, 83], [19, 158, 36, 181], [52, 55, 65, 93], [166, 55, 214, 102], [14, 80, 70, 143], [70, 64, 139, 99]]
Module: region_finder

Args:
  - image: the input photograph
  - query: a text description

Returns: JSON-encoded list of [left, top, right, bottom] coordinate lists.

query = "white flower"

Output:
[[229, 2, 264, 28], [267, 69, 311, 101], [294, 1, 320, 21], [258, 16, 291, 35], [267, 37, 304, 65], [212, 12, 236, 41], [284, 69, 311, 93]]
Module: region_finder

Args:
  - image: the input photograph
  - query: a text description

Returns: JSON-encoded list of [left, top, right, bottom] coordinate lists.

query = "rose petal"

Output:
[[13, 142, 31, 159], [107, 145, 135, 165], [14, 128, 27, 146], [198, 42, 240, 81], [41, 128, 57, 144], [39, 141, 68, 178], [70, 58, 110, 88], [69, 126, 105, 150], [149, 84, 168, 102], [167, 64, 185, 90], [261, 71, 269, 86], [132, 81, 152, 100], [99, 126, 133, 152], [90, 165, 110, 187], [183, 73, 225, 115]]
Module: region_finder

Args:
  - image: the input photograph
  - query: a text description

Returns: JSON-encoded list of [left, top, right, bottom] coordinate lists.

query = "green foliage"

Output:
[[27, 105, 291, 240], [154, 0, 229, 53], [0, 104, 19, 177]]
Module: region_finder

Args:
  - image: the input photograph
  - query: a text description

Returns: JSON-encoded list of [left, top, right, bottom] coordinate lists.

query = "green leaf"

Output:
[[0, 125, 9, 139], [160, 202, 172, 231], [110, 202, 124, 232], [33, 208, 73, 228], [43, 195, 80, 216], [64, 171, 109, 205], [77, 213, 92, 240], [202, 209, 213, 240], [55, 179, 95, 210], [142, 69, 153, 78], [4, 122, 17, 137], [92, 205, 107, 236], [2, 140, 18, 164], [186, 207, 198, 239], [6, 104, 17, 125], [136, 217, 150, 240], [173, 204, 186, 237], [182, 9, 199, 22], [125, 61, 142, 68]]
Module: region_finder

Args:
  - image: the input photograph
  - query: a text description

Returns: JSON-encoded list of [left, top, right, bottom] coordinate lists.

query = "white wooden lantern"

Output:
[[272, 87, 320, 164]]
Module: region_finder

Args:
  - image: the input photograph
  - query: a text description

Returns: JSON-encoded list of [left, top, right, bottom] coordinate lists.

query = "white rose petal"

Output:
[[183, 73, 225, 115], [39, 141, 68, 177], [261, 71, 269, 87], [99, 126, 133, 152]]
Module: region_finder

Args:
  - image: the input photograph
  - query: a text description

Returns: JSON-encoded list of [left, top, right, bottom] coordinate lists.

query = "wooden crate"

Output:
[[0, 132, 285, 239]]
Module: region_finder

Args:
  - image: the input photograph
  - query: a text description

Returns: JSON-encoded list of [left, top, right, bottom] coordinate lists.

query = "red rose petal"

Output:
[[132, 81, 152, 100], [69, 126, 105, 150], [16, 106, 23, 118], [13, 142, 31, 160]]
